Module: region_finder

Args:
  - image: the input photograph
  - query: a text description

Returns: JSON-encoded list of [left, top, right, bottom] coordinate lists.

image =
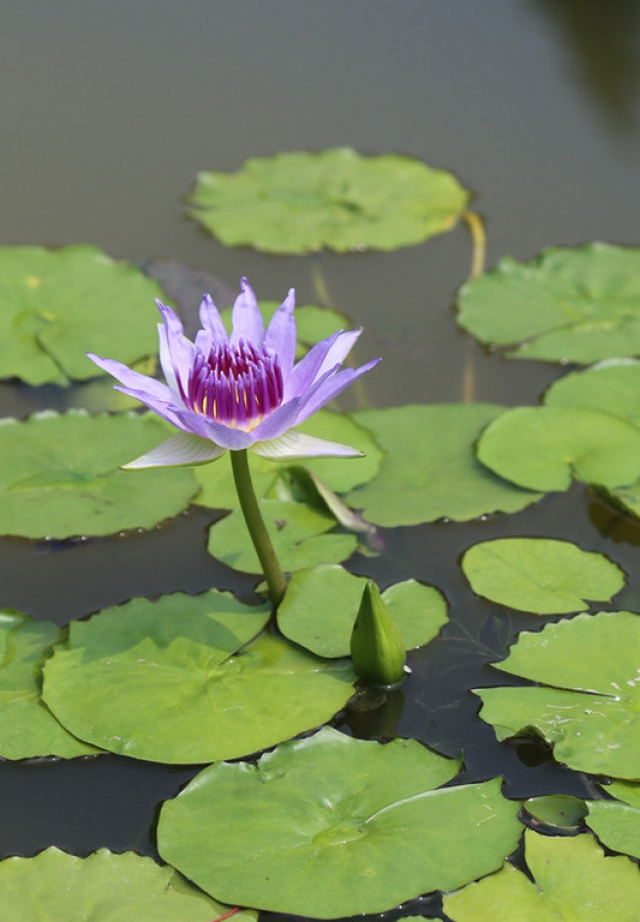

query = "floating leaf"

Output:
[[457, 243, 640, 364], [0, 244, 161, 385], [0, 847, 250, 922], [544, 359, 640, 426], [477, 406, 640, 492], [461, 538, 625, 614], [443, 829, 640, 921], [587, 781, 640, 859], [0, 612, 98, 759], [346, 405, 542, 526], [0, 411, 198, 538], [475, 611, 640, 779], [157, 727, 521, 918], [524, 794, 588, 832], [187, 148, 470, 254], [278, 565, 447, 658], [42, 592, 355, 764]]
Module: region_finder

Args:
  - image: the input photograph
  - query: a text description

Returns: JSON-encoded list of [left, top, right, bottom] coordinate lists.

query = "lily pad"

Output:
[[461, 538, 625, 614], [443, 829, 640, 921], [477, 406, 640, 492], [457, 243, 640, 364], [0, 612, 98, 759], [475, 611, 640, 779], [207, 499, 358, 574], [187, 148, 470, 254], [587, 781, 640, 859], [346, 404, 542, 526], [0, 411, 199, 538], [157, 727, 521, 918], [523, 794, 588, 832], [0, 847, 251, 922], [42, 591, 355, 764], [278, 565, 447, 658], [0, 244, 161, 385], [544, 359, 640, 426]]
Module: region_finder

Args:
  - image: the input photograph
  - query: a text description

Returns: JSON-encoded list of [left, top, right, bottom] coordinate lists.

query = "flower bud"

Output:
[[350, 580, 406, 686]]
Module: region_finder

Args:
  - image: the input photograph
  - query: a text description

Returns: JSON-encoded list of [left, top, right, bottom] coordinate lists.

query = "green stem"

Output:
[[230, 449, 287, 610]]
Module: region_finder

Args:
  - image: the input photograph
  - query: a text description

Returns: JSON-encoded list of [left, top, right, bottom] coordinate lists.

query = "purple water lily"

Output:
[[88, 278, 379, 469]]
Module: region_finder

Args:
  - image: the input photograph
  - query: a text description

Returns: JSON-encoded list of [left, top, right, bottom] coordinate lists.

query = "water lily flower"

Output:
[[88, 278, 380, 469]]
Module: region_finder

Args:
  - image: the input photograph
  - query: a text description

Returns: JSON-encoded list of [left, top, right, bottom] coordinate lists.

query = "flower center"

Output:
[[185, 340, 284, 429]]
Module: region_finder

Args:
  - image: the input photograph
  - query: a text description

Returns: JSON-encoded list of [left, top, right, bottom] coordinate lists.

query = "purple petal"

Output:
[[265, 288, 296, 379], [87, 353, 175, 404], [122, 432, 227, 469], [250, 397, 302, 442], [230, 278, 264, 348], [174, 408, 255, 450], [284, 330, 343, 400], [295, 358, 381, 424], [316, 329, 361, 378], [156, 300, 194, 399], [199, 293, 228, 342], [252, 431, 364, 459], [111, 385, 186, 430]]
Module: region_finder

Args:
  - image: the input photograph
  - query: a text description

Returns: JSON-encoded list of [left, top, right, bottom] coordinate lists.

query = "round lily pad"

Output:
[[544, 359, 640, 426], [587, 781, 640, 860], [443, 829, 640, 921], [477, 406, 640, 492], [475, 611, 640, 779], [457, 243, 640, 364], [42, 591, 355, 764], [157, 727, 521, 918], [346, 404, 542, 526], [0, 847, 251, 922], [278, 565, 448, 658], [461, 538, 625, 614], [0, 411, 199, 539], [0, 244, 161, 385], [187, 148, 470, 254]]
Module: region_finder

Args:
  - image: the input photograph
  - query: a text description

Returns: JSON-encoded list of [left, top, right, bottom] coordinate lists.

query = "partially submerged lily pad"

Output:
[[187, 148, 470, 254], [0, 411, 199, 538], [0, 244, 161, 385], [523, 794, 588, 833], [475, 611, 640, 779], [587, 781, 640, 860], [457, 243, 640, 364], [461, 538, 625, 614], [157, 727, 521, 918]]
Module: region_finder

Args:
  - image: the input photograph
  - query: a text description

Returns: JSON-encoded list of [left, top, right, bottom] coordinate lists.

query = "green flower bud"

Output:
[[350, 580, 406, 686]]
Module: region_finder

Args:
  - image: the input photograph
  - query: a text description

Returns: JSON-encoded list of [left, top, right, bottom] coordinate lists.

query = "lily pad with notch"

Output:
[[587, 781, 640, 860]]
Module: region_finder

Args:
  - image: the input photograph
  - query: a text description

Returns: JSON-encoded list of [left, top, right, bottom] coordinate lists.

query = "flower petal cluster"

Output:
[[88, 278, 379, 468]]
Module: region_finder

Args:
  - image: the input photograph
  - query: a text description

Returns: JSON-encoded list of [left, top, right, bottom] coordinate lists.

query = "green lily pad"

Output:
[[346, 404, 542, 526], [0, 244, 161, 385], [457, 243, 640, 364], [587, 782, 640, 859], [221, 300, 351, 359], [187, 148, 470, 254], [0, 612, 98, 759], [277, 565, 447, 658], [0, 411, 199, 539], [42, 591, 355, 764], [207, 499, 358, 574], [157, 727, 521, 918], [443, 829, 640, 921], [477, 406, 640, 492], [524, 794, 588, 832], [475, 611, 640, 779], [0, 847, 252, 922], [544, 359, 640, 426], [461, 538, 625, 614]]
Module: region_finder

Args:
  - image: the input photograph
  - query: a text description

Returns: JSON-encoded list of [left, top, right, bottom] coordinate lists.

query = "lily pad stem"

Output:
[[230, 449, 287, 610]]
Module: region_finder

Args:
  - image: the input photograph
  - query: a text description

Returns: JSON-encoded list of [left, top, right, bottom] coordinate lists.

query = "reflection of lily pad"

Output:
[[475, 611, 640, 779], [42, 592, 355, 764], [457, 243, 640, 364], [0, 244, 161, 385], [443, 829, 640, 921], [461, 538, 625, 614], [346, 404, 542, 526], [187, 148, 470, 254], [0, 411, 198, 538], [545, 359, 640, 426], [0, 847, 249, 922], [278, 565, 447, 658], [158, 727, 521, 918], [587, 781, 640, 859]]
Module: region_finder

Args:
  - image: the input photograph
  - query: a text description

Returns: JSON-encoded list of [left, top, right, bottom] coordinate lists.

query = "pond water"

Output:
[[1, 1, 640, 918]]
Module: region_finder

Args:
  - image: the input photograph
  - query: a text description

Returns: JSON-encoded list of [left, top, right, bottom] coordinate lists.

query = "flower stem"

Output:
[[230, 449, 287, 610]]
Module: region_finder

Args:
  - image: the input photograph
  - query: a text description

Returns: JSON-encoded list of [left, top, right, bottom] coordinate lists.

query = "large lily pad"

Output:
[[0, 847, 252, 922], [443, 829, 640, 921], [544, 359, 640, 426], [277, 565, 447, 658], [587, 781, 640, 859], [187, 148, 470, 254], [0, 244, 161, 385], [0, 612, 98, 759], [346, 404, 542, 526], [461, 538, 625, 614], [157, 727, 521, 918], [42, 591, 355, 764], [477, 406, 640, 492], [457, 243, 640, 364], [475, 611, 640, 779]]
